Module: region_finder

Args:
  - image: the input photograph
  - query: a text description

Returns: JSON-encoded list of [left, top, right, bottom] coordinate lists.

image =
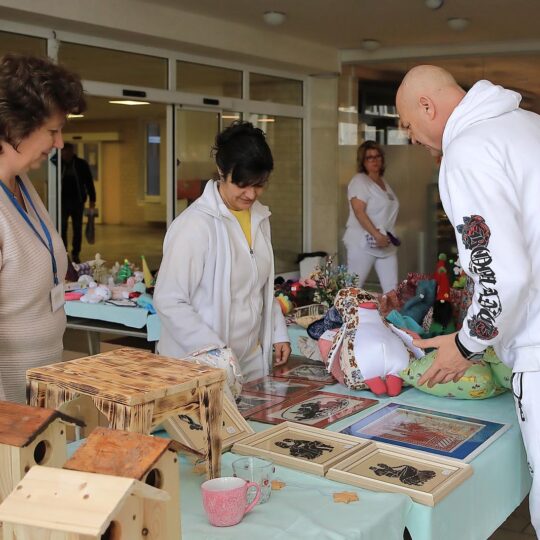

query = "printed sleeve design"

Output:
[[456, 215, 501, 340]]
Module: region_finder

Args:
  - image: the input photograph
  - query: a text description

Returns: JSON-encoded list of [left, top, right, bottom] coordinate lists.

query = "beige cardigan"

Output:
[[0, 175, 68, 402]]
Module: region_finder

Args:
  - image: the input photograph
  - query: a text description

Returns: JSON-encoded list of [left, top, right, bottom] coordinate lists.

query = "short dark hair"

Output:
[[357, 140, 385, 175], [212, 121, 273, 187], [0, 53, 86, 148]]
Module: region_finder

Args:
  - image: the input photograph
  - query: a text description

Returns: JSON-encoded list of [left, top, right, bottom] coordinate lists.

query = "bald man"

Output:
[[397, 65, 540, 534]]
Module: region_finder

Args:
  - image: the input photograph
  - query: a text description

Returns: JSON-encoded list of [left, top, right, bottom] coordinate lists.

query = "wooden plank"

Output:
[[198, 381, 224, 479], [64, 428, 170, 480], [0, 402, 57, 448]]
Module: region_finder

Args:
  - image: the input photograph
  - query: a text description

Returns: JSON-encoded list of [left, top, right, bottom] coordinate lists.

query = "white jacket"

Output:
[[154, 180, 289, 375], [440, 80, 540, 371]]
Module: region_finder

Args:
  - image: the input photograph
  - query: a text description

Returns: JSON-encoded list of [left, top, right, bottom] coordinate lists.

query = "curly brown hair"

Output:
[[357, 140, 385, 175], [0, 53, 86, 148]]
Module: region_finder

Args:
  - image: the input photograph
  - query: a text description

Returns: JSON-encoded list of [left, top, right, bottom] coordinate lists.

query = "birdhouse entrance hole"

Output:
[[144, 468, 163, 489], [33, 440, 51, 465]]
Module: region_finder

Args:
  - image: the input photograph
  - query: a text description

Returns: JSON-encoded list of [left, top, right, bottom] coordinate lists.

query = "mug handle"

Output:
[[244, 481, 261, 515]]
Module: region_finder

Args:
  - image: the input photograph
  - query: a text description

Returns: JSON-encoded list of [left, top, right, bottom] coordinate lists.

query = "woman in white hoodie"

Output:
[[154, 121, 290, 383]]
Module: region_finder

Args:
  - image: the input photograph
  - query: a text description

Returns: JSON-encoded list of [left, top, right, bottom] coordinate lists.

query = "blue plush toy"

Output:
[[400, 279, 436, 324]]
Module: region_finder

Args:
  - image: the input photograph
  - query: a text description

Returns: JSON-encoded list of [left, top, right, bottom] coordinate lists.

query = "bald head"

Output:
[[396, 65, 466, 152]]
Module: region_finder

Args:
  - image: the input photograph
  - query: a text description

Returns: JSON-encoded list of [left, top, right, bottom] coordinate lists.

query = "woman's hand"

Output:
[[374, 231, 390, 248], [273, 342, 291, 367]]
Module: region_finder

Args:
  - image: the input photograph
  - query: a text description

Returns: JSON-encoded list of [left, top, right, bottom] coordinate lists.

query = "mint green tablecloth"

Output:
[[64, 301, 159, 341]]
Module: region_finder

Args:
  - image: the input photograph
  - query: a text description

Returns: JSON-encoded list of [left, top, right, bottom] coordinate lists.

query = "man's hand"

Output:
[[273, 342, 291, 367], [414, 332, 472, 387]]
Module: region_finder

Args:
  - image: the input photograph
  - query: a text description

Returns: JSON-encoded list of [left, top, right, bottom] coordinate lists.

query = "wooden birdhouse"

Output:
[[0, 465, 170, 539], [64, 427, 182, 539], [0, 400, 80, 504]]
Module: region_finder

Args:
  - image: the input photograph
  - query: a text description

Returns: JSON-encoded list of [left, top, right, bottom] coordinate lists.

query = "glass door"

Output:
[[175, 108, 220, 217], [174, 108, 242, 216]]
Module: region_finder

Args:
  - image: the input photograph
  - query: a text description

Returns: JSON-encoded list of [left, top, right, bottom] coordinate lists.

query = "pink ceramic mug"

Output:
[[201, 476, 261, 527]]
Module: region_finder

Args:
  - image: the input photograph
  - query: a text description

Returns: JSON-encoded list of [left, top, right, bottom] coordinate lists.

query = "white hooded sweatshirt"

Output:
[[154, 180, 289, 380], [440, 80, 540, 371]]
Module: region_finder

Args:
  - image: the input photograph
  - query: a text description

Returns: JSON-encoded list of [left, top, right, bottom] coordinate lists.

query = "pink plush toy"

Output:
[[323, 288, 423, 396]]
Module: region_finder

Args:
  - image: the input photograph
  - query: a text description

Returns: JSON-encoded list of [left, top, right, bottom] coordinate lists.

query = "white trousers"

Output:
[[512, 371, 540, 536], [347, 248, 398, 294]]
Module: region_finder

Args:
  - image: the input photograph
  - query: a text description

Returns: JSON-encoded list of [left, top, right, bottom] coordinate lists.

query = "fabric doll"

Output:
[[325, 288, 423, 395]]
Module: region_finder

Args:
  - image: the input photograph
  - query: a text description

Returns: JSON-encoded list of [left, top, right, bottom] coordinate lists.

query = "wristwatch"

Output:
[[454, 334, 484, 361]]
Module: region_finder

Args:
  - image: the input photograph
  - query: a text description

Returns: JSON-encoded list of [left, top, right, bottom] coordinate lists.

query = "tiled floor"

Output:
[[489, 497, 535, 539]]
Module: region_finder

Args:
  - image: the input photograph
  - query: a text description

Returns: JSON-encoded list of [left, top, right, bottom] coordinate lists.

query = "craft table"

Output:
[[64, 385, 526, 539], [213, 389, 527, 540], [27, 347, 226, 479], [65, 301, 160, 354]]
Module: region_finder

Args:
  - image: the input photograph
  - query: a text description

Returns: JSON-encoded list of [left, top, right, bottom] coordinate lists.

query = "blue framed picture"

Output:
[[341, 402, 510, 462]]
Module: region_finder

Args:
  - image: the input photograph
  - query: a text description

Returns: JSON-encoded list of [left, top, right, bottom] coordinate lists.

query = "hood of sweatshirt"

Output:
[[442, 80, 522, 152], [193, 178, 271, 223]]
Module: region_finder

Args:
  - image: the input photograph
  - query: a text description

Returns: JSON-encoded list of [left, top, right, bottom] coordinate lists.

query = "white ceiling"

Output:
[[145, 0, 540, 110]]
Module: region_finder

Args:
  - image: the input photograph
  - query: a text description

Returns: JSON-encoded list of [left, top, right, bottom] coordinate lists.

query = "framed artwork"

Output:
[[340, 402, 510, 462], [242, 376, 323, 398], [326, 442, 473, 506], [273, 355, 336, 385], [167, 396, 254, 452], [231, 421, 372, 475], [250, 391, 379, 428], [235, 391, 286, 418]]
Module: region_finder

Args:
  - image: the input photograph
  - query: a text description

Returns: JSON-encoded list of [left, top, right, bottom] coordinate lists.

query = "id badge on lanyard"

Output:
[[0, 177, 65, 312]]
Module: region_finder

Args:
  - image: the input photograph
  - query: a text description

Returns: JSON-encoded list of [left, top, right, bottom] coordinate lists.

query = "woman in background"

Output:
[[343, 140, 400, 293], [0, 54, 85, 402], [154, 121, 290, 383]]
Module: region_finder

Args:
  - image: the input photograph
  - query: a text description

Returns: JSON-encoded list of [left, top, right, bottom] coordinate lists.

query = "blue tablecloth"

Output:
[[64, 301, 159, 341]]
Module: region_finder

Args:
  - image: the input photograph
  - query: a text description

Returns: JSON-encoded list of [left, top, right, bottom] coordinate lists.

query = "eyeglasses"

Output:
[[365, 154, 382, 161]]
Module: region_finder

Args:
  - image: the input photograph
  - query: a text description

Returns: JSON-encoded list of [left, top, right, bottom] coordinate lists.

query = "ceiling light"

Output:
[[222, 115, 240, 120], [447, 17, 470, 31], [361, 39, 381, 51], [425, 0, 444, 9], [109, 100, 151, 106], [67, 113, 84, 119], [257, 118, 275, 123], [263, 11, 286, 26]]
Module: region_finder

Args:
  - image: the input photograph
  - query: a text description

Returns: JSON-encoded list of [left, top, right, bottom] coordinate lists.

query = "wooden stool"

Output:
[[26, 347, 225, 478]]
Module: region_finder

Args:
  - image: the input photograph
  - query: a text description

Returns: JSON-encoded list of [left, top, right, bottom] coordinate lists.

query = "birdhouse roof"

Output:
[[0, 465, 169, 536], [0, 401, 82, 447], [64, 427, 178, 480]]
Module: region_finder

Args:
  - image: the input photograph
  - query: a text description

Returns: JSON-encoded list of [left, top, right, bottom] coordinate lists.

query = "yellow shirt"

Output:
[[230, 209, 252, 248]]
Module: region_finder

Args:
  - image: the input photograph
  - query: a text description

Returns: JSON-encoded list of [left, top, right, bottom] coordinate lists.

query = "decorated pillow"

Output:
[[400, 349, 508, 399]]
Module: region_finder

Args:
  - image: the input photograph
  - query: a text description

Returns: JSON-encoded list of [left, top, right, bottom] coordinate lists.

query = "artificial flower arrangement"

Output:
[[302, 256, 359, 307]]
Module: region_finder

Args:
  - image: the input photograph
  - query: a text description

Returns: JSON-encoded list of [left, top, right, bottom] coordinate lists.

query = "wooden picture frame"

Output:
[[170, 396, 254, 452], [326, 442, 473, 506], [340, 402, 510, 462], [235, 391, 286, 418], [273, 355, 336, 384], [231, 421, 372, 476], [242, 376, 324, 398], [249, 391, 379, 428]]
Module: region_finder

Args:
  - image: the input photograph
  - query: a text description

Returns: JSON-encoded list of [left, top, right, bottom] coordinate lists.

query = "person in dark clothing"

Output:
[[61, 142, 96, 263]]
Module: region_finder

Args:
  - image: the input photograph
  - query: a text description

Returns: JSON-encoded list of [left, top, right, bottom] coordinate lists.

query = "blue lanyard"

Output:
[[0, 177, 59, 285]]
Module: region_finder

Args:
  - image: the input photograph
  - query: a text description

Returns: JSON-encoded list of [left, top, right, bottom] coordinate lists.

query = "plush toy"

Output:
[[116, 259, 133, 283], [80, 282, 111, 303], [325, 288, 423, 396], [276, 293, 294, 315], [400, 279, 436, 325]]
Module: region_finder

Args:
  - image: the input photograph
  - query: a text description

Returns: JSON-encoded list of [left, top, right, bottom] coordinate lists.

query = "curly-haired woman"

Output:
[[0, 54, 85, 402]]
